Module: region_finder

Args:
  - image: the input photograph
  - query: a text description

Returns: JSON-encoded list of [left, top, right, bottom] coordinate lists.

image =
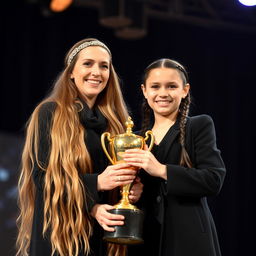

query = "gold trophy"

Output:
[[101, 116, 154, 244]]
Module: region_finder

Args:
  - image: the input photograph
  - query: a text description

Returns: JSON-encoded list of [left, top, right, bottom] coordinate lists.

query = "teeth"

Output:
[[86, 79, 101, 84], [156, 101, 171, 106]]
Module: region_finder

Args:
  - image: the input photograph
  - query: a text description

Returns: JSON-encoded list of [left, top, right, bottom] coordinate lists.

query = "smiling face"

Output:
[[70, 46, 111, 107], [142, 67, 190, 120]]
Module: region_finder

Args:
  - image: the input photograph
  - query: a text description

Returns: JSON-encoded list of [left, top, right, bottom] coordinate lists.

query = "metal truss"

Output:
[[74, 0, 256, 33]]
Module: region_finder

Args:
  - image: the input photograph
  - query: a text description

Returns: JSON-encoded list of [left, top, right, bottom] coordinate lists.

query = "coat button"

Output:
[[156, 196, 161, 203]]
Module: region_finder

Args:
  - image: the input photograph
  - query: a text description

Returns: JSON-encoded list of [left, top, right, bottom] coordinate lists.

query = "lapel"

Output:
[[153, 120, 180, 235], [156, 119, 180, 163], [184, 117, 194, 163]]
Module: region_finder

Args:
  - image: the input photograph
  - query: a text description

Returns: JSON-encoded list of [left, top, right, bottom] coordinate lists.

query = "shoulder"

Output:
[[187, 114, 216, 136], [188, 114, 214, 128], [188, 114, 213, 124], [38, 101, 57, 120], [39, 101, 57, 113], [36, 102, 57, 130]]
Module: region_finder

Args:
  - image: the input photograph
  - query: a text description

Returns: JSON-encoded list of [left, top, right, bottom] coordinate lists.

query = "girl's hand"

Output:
[[98, 163, 137, 191], [129, 176, 143, 204], [123, 149, 167, 180], [91, 204, 125, 232]]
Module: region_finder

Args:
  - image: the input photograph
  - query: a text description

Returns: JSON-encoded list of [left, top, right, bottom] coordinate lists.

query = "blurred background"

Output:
[[1, 0, 256, 255]]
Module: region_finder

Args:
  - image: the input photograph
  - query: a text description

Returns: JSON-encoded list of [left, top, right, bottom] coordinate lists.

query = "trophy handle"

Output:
[[144, 130, 155, 151], [101, 132, 115, 165]]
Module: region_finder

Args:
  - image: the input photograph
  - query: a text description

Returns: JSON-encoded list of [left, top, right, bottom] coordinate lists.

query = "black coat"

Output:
[[29, 102, 109, 256], [130, 115, 226, 256]]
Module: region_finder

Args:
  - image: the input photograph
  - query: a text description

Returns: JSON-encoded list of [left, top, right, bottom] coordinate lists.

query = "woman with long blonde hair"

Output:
[[16, 38, 142, 256]]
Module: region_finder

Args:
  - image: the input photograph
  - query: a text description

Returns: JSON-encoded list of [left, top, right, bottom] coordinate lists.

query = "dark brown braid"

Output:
[[179, 93, 193, 167]]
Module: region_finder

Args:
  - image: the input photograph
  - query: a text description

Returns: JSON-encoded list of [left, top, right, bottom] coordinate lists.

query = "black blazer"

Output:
[[131, 115, 226, 256]]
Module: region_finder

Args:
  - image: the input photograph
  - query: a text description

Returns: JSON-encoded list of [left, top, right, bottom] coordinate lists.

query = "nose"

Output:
[[91, 64, 100, 76], [159, 87, 168, 97]]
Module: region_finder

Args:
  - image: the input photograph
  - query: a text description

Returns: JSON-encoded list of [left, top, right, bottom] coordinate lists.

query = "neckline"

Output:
[[153, 118, 180, 146]]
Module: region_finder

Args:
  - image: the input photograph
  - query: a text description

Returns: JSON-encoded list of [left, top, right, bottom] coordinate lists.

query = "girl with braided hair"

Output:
[[16, 38, 143, 256], [124, 58, 226, 256]]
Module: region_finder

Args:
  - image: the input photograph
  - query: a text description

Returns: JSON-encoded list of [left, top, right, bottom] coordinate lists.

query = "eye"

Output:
[[150, 84, 159, 89], [83, 61, 91, 67], [167, 84, 177, 89], [101, 64, 109, 69]]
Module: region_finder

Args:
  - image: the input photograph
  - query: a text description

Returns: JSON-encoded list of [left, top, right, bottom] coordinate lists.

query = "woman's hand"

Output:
[[129, 176, 143, 204], [123, 149, 167, 180], [98, 163, 137, 191], [90, 204, 125, 232]]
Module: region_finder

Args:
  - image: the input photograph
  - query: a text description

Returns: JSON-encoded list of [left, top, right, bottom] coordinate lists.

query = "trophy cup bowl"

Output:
[[101, 117, 154, 245]]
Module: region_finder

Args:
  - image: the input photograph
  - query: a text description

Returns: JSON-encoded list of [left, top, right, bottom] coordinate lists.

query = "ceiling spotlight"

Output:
[[238, 0, 256, 6], [50, 0, 73, 12]]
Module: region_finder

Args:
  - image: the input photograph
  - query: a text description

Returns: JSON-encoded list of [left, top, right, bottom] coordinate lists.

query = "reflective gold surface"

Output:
[[101, 117, 154, 210]]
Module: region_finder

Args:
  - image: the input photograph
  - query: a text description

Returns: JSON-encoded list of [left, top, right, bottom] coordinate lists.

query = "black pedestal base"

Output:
[[103, 208, 144, 245]]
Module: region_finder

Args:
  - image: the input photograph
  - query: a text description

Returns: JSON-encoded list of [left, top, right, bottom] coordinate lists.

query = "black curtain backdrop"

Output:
[[1, 1, 256, 255]]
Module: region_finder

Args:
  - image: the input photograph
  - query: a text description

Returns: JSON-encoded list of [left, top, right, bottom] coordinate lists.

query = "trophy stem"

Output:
[[114, 184, 138, 210]]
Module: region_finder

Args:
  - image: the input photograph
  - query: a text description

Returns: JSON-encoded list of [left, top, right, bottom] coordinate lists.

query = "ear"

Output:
[[182, 83, 190, 98], [141, 84, 147, 99]]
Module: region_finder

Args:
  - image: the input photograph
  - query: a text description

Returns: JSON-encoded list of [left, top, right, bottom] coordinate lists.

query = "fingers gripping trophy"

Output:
[[101, 117, 154, 244]]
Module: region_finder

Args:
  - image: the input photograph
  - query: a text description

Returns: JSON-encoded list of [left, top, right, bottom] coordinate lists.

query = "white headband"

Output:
[[67, 40, 111, 66]]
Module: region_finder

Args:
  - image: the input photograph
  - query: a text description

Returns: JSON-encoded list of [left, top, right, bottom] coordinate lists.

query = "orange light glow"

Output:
[[50, 0, 73, 12]]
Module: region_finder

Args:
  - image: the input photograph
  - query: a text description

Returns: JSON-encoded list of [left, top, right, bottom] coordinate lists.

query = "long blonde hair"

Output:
[[16, 38, 129, 256]]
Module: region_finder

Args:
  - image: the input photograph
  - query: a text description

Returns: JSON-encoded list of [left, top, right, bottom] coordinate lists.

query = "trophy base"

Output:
[[103, 208, 144, 245]]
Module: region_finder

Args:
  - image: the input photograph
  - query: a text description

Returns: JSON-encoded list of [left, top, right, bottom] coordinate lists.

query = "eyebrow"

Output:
[[148, 81, 180, 87], [149, 81, 178, 84], [81, 58, 110, 63]]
